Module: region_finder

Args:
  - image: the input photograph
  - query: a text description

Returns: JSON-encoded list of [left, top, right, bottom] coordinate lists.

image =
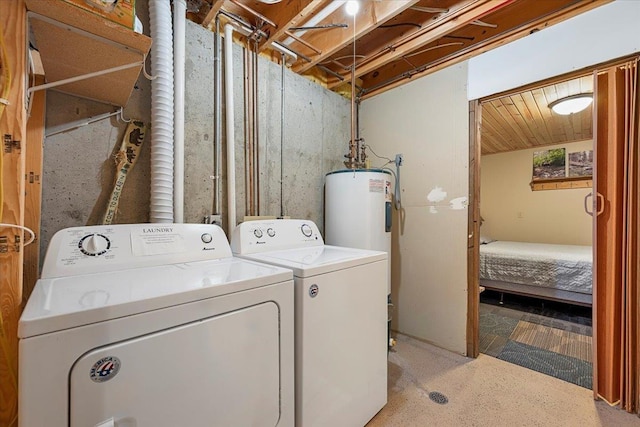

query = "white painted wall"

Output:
[[481, 140, 593, 246], [360, 0, 640, 355], [468, 0, 640, 100], [361, 63, 469, 355]]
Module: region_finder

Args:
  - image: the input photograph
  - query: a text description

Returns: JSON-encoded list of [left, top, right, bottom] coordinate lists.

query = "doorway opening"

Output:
[[471, 73, 595, 388]]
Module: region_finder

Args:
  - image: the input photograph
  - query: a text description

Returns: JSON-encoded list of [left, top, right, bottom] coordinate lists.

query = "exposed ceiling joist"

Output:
[[291, 0, 420, 74], [259, 0, 333, 53], [200, 0, 225, 28], [357, 0, 608, 99], [188, 0, 613, 106], [328, 0, 514, 88]]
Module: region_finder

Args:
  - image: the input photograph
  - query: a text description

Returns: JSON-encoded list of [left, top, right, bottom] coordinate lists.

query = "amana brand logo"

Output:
[[309, 284, 319, 298], [142, 227, 173, 233], [90, 356, 121, 383]]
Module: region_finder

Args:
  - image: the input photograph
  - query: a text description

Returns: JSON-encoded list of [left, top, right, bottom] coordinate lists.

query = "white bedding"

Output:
[[479, 241, 592, 295]]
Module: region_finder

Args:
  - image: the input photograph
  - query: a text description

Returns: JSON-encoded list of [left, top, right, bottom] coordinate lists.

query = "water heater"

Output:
[[325, 169, 392, 294]]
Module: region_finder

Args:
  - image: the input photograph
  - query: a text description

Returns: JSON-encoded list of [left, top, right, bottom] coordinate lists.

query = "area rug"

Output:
[[479, 295, 592, 389]]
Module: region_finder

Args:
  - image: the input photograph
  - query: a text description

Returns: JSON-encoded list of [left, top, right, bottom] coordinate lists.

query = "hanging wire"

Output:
[[0, 223, 36, 245], [364, 144, 394, 164]]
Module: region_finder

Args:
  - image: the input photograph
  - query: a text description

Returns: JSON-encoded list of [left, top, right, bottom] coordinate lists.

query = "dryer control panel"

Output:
[[42, 224, 232, 278], [231, 219, 323, 255]]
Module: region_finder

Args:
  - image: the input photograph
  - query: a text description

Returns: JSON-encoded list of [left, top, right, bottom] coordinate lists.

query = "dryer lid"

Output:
[[19, 258, 291, 338]]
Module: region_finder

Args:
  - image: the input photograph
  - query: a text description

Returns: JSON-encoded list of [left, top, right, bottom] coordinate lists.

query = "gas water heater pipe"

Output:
[[213, 16, 222, 218]]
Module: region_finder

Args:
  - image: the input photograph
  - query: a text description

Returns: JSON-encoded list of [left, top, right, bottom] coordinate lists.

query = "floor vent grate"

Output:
[[428, 391, 449, 405]]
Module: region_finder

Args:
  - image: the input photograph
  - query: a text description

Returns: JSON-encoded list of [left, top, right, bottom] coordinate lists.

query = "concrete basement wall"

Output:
[[360, 63, 470, 355], [40, 3, 349, 257]]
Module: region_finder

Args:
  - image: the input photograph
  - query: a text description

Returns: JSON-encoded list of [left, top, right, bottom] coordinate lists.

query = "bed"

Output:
[[479, 241, 593, 306]]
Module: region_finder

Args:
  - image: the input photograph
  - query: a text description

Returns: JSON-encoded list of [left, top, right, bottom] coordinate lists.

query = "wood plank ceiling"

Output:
[[481, 74, 593, 155], [187, 0, 610, 100]]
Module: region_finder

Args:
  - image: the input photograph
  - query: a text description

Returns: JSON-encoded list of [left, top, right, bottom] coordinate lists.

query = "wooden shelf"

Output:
[[25, 0, 152, 107], [530, 176, 592, 191]]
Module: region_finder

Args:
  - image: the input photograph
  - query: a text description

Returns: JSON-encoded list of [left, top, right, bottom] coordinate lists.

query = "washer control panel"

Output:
[[41, 224, 233, 278], [230, 219, 323, 255]]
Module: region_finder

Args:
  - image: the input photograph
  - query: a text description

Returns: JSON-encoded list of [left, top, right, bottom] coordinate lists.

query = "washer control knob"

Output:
[[254, 229, 263, 239], [201, 233, 213, 244], [301, 224, 313, 237], [79, 234, 110, 256], [267, 228, 276, 237]]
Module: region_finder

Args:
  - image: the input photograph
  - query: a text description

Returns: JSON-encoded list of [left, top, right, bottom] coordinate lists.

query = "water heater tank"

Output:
[[325, 169, 392, 294]]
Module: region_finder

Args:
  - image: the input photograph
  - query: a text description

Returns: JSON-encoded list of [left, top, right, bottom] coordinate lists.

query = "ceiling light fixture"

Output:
[[257, 0, 282, 3], [345, 0, 360, 16], [548, 93, 593, 115]]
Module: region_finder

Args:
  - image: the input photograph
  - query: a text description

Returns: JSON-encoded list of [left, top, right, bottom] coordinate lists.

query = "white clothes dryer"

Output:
[[231, 219, 387, 427], [19, 223, 294, 427]]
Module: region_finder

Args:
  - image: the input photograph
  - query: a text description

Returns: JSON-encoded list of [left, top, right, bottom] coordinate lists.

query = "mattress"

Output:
[[479, 241, 592, 295]]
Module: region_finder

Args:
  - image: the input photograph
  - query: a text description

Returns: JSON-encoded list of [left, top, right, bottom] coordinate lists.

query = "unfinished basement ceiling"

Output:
[[187, 0, 610, 99], [481, 74, 593, 155]]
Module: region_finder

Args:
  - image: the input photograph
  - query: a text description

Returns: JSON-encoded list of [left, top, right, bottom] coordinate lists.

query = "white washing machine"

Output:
[[19, 223, 294, 427], [230, 219, 387, 427]]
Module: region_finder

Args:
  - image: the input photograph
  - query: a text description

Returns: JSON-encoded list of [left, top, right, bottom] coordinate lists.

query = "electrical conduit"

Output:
[[149, 0, 174, 223], [173, 0, 186, 223]]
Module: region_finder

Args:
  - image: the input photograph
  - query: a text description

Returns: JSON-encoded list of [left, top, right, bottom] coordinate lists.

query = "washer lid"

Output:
[[19, 258, 291, 338], [241, 245, 387, 278]]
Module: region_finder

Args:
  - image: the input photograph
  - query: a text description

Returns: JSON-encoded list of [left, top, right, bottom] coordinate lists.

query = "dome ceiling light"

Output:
[[548, 93, 593, 115]]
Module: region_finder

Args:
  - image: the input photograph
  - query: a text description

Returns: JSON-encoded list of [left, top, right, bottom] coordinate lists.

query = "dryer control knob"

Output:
[[254, 229, 263, 238], [267, 228, 276, 237], [301, 224, 313, 237], [79, 234, 110, 256], [201, 233, 213, 244]]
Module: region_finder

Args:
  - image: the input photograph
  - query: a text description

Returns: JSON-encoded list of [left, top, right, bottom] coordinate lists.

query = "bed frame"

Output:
[[480, 279, 592, 307]]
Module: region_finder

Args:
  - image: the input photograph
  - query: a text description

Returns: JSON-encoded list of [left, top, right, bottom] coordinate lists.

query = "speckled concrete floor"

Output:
[[367, 334, 640, 427]]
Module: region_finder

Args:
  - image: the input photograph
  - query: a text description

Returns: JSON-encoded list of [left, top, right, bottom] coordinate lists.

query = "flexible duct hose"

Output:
[[149, 0, 174, 223]]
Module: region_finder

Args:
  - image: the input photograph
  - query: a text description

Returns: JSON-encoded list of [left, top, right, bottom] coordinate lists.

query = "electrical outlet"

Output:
[[204, 215, 222, 226], [395, 153, 403, 166]]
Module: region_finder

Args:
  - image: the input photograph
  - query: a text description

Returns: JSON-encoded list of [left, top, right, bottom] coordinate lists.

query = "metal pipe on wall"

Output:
[[243, 45, 254, 216], [280, 53, 285, 218], [214, 16, 222, 217], [253, 40, 260, 215], [224, 23, 238, 233]]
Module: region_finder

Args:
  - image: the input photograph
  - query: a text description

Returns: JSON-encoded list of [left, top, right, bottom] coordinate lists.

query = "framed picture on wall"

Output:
[[532, 148, 566, 180], [568, 150, 593, 177]]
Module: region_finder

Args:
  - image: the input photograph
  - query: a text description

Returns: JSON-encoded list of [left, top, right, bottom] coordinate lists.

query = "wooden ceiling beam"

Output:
[[328, 0, 514, 88], [200, 0, 225, 28], [356, 0, 609, 99], [292, 0, 420, 74], [259, 0, 333, 52]]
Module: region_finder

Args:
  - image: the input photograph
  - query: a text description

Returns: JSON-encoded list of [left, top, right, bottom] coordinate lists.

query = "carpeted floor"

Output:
[[479, 291, 593, 388]]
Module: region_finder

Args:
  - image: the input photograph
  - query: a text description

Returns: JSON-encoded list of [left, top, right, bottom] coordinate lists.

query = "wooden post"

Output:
[[23, 75, 45, 303], [0, 0, 27, 425]]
